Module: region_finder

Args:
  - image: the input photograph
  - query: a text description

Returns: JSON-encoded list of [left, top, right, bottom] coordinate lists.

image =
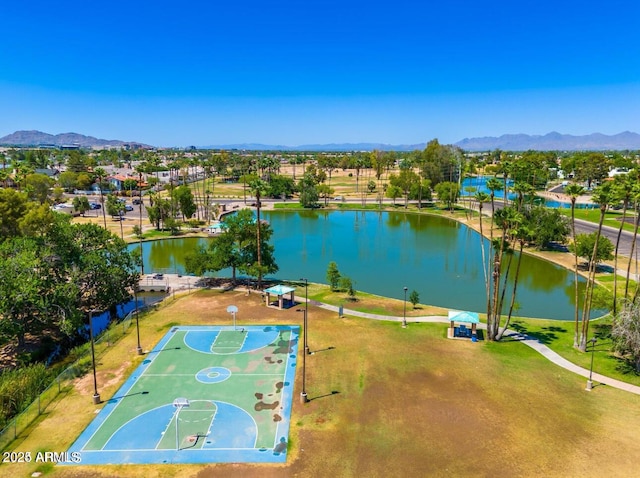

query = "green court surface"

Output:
[[66, 325, 300, 465]]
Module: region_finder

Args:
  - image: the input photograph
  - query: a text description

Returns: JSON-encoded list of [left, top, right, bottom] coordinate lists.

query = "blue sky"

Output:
[[1, 0, 639, 147]]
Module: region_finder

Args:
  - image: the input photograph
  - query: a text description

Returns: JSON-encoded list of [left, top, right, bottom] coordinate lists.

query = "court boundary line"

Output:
[[67, 325, 299, 465]]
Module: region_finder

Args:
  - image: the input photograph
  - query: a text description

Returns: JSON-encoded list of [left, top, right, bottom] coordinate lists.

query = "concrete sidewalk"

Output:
[[314, 300, 640, 396]]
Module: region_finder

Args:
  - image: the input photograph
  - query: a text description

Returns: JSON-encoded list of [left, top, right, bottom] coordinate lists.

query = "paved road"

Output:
[[573, 218, 636, 258], [487, 199, 638, 258]]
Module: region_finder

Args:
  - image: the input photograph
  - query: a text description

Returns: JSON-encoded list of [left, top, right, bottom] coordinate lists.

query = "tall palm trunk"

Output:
[[99, 188, 107, 229], [580, 206, 606, 350], [497, 238, 525, 340], [625, 200, 640, 299], [255, 190, 263, 288], [570, 198, 580, 347], [613, 198, 629, 314], [478, 203, 490, 310]]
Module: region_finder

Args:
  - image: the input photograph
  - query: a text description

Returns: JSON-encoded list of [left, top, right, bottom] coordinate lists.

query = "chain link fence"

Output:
[[0, 304, 155, 452]]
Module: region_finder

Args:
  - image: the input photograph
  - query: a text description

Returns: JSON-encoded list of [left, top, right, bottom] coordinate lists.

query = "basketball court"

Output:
[[66, 325, 299, 464]]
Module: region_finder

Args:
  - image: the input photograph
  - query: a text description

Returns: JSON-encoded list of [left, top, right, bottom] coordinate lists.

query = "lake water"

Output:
[[133, 210, 595, 320]]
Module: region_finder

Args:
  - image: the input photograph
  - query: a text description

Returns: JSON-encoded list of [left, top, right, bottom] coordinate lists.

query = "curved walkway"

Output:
[[312, 300, 640, 396]]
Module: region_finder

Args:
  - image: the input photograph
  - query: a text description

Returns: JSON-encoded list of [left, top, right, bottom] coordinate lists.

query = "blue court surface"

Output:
[[66, 325, 300, 465]]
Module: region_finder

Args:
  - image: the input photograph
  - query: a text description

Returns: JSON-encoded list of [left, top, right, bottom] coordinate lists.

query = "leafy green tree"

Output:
[[164, 217, 181, 235], [385, 184, 402, 205], [416, 139, 464, 187], [73, 196, 91, 216], [434, 181, 459, 211], [389, 169, 419, 208], [0, 238, 49, 347], [339, 275, 355, 299], [58, 171, 78, 191], [185, 208, 278, 283], [106, 194, 125, 218], [75, 172, 93, 191], [173, 185, 196, 220], [573, 152, 611, 189], [409, 290, 419, 309], [19, 204, 58, 237], [0, 189, 29, 239], [68, 222, 139, 314], [146, 195, 171, 230], [267, 175, 296, 199], [298, 174, 320, 208], [24, 173, 53, 204], [524, 207, 569, 249], [569, 232, 614, 268], [317, 184, 335, 206], [65, 150, 88, 173], [326, 261, 341, 291], [123, 178, 138, 196]]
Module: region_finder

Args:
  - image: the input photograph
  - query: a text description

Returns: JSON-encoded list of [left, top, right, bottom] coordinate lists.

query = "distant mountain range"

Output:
[[2, 130, 640, 152], [0, 130, 151, 149], [455, 131, 640, 152]]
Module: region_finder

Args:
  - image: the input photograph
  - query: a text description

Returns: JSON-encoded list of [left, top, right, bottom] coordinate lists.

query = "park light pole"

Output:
[[296, 308, 308, 403], [586, 337, 597, 391], [402, 286, 408, 328], [134, 288, 143, 355], [300, 277, 310, 354], [89, 310, 101, 404]]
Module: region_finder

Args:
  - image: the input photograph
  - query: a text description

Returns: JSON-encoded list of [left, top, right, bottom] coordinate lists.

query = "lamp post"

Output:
[[134, 288, 143, 355], [586, 337, 597, 391], [300, 277, 310, 354], [296, 308, 308, 403], [402, 286, 408, 328], [89, 310, 101, 404]]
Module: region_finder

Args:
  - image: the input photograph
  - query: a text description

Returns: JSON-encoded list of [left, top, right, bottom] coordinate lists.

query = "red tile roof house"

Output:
[[107, 174, 147, 193]]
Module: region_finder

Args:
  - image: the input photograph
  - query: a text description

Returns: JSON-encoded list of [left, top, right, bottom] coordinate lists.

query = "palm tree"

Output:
[[94, 167, 108, 229], [249, 178, 268, 288], [580, 183, 613, 351], [486, 177, 503, 236], [497, 220, 532, 340], [565, 183, 585, 347], [475, 191, 491, 318], [611, 174, 634, 314], [624, 185, 640, 299], [512, 181, 534, 211], [492, 207, 521, 339]]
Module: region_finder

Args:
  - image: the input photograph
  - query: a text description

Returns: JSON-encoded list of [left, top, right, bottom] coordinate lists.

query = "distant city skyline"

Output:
[[1, 1, 639, 147]]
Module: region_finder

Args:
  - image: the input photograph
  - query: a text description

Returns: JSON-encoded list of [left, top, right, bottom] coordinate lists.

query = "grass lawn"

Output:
[[558, 207, 639, 233], [5, 289, 640, 478]]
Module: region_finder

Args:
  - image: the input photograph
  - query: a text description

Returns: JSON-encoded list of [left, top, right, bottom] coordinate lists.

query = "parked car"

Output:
[[125, 205, 134, 211], [132, 198, 142, 205], [152, 273, 164, 280], [89, 202, 101, 210]]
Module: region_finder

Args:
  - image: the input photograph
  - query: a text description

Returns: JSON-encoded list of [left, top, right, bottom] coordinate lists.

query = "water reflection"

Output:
[[132, 210, 597, 320]]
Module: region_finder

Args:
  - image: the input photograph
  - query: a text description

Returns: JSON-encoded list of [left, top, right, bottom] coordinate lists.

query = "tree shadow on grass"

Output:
[[615, 358, 640, 376], [505, 321, 568, 345]]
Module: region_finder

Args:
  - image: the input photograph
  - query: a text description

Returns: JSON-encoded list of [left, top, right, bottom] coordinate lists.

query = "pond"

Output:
[[132, 210, 598, 320]]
